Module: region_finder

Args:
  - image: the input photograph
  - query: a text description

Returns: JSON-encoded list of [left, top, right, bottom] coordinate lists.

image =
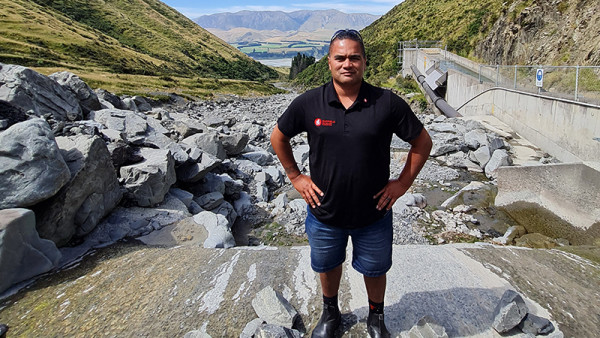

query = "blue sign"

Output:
[[536, 69, 543, 87]]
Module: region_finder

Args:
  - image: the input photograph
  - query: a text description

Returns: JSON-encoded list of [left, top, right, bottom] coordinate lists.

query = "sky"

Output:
[[161, 0, 401, 18]]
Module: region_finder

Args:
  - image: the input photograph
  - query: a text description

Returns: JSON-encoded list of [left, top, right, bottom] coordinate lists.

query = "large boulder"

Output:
[[182, 132, 227, 160], [120, 148, 176, 207], [49, 71, 101, 115], [0, 119, 70, 209], [0, 63, 82, 121], [0, 209, 61, 294], [34, 135, 123, 246]]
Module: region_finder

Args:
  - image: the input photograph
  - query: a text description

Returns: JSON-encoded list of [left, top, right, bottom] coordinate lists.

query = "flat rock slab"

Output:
[[0, 244, 589, 337]]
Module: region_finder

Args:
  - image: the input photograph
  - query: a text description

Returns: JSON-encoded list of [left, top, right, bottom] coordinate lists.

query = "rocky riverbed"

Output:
[[1, 63, 597, 337]]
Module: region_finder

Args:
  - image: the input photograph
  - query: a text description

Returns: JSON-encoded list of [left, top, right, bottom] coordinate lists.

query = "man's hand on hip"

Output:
[[290, 174, 324, 208], [373, 179, 410, 211]]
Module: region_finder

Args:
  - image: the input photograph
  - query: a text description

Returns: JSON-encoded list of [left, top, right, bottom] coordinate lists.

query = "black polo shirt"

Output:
[[277, 80, 423, 229]]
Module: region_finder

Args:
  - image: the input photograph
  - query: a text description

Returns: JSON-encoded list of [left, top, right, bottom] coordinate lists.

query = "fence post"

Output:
[[479, 65, 482, 84], [514, 65, 518, 89], [575, 65, 580, 101], [496, 65, 499, 86]]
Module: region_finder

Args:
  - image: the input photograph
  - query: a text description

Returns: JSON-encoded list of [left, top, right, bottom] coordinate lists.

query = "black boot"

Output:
[[311, 303, 341, 338], [367, 312, 390, 338]]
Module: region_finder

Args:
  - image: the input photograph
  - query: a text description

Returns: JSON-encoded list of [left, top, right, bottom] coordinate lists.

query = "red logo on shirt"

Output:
[[314, 118, 335, 127]]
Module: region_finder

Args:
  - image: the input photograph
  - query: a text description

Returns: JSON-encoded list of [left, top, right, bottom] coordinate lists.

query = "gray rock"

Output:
[[430, 133, 460, 157], [193, 211, 235, 249], [0, 119, 70, 209], [188, 200, 204, 214], [251, 286, 299, 329], [49, 71, 101, 115], [407, 315, 449, 338], [169, 188, 194, 208], [83, 194, 190, 249], [253, 323, 303, 338], [120, 148, 176, 207], [0, 100, 28, 130], [241, 318, 266, 338], [36, 135, 122, 246], [273, 193, 289, 210], [288, 199, 307, 213], [195, 192, 225, 210], [488, 137, 507, 153], [235, 159, 263, 176], [182, 132, 226, 160], [213, 201, 238, 225], [464, 129, 488, 150], [256, 181, 269, 202], [100, 129, 124, 142], [171, 119, 205, 138], [0, 63, 82, 121], [95, 89, 123, 109], [485, 149, 512, 179], [471, 145, 491, 167], [518, 313, 555, 335], [124, 113, 148, 139], [242, 150, 273, 166], [176, 152, 221, 183], [256, 171, 271, 183], [132, 96, 152, 112], [220, 174, 244, 200], [292, 145, 310, 165], [264, 166, 284, 187], [220, 133, 249, 156], [428, 122, 466, 135], [0, 209, 61, 293], [234, 192, 254, 217], [440, 181, 495, 210], [121, 97, 138, 112], [141, 129, 188, 165], [145, 116, 169, 135], [492, 289, 528, 333]]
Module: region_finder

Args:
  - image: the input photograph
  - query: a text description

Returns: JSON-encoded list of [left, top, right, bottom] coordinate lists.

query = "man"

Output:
[[270, 29, 432, 338]]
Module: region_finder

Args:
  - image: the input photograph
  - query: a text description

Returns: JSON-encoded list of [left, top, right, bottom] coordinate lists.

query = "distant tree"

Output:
[[289, 53, 316, 80]]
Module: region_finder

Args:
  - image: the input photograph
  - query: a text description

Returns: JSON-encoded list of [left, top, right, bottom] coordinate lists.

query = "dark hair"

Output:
[[329, 29, 365, 57]]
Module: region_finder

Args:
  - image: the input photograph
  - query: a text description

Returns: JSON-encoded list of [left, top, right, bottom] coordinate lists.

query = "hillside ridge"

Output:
[[0, 0, 277, 82]]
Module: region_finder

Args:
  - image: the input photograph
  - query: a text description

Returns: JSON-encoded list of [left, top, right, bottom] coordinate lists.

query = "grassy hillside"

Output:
[[297, 0, 600, 88], [296, 0, 505, 87], [0, 0, 281, 97]]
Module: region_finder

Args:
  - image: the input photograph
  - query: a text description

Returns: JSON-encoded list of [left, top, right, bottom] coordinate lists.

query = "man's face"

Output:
[[328, 38, 366, 87]]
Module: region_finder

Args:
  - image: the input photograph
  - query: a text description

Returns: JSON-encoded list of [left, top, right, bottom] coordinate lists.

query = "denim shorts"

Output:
[[305, 209, 393, 277]]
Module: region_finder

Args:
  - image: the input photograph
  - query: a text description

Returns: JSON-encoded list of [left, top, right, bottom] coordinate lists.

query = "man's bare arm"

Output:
[[374, 127, 433, 210], [270, 124, 323, 208]]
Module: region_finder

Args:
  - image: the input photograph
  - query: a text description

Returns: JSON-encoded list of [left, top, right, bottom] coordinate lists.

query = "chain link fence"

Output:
[[479, 65, 600, 106]]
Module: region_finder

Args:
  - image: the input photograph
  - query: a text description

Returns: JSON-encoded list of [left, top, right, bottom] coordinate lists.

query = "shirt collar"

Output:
[[326, 80, 371, 108]]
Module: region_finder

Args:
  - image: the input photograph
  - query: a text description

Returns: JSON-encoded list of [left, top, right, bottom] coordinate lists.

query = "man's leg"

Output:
[[312, 265, 343, 338], [350, 212, 393, 338], [364, 274, 386, 303], [320, 265, 343, 297], [305, 211, 346, 337]]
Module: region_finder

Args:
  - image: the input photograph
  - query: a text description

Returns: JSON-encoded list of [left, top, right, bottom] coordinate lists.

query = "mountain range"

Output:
[[195, 10, 380, 32]]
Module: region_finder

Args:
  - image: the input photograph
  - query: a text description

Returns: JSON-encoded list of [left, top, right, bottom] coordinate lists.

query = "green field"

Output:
[[234, 40, 329, 59]]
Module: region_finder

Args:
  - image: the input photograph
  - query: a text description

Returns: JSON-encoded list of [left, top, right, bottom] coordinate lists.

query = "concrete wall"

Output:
[[447, 70, 600, 163], [496, 163, 600, 245]]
